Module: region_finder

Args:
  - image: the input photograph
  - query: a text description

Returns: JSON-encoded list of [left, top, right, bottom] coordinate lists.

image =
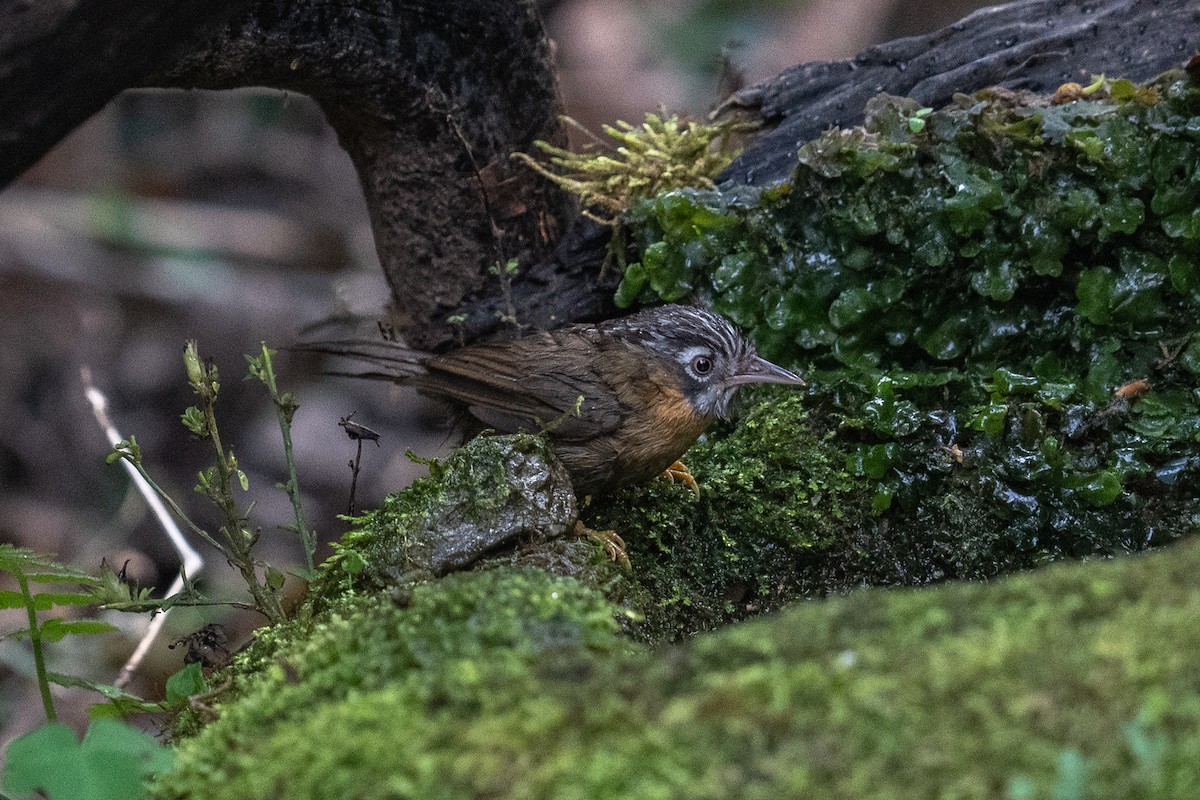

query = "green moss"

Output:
[[156, 532, 1200, 800], [615, 74, 1200, 571], [317, 433, 576, 597], [154, 569, 626, 799], [584, 391, 867, 641]]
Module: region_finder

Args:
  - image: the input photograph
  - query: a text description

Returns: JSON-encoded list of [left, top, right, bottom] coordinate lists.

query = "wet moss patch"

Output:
[[616, 74, 1200, 573], [585, 392, 866, 640]]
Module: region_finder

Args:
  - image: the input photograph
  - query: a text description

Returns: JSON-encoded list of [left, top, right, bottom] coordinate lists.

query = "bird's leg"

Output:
[[660, 460, 700, 497], [573, 520, 630, 570]]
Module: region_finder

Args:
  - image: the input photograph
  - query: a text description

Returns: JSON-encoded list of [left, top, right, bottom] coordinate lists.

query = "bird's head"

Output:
[[609, 304, 806, 420]]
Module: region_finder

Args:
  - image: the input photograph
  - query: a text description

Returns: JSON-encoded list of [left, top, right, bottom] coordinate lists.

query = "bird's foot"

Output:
[[574, 520, 630, 570], [660, 460, 700, 497]]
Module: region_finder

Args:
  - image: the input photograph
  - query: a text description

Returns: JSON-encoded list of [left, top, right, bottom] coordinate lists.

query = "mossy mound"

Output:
[[156, 536, 1200, 799], [585, 391, 867, 640], [155, 569, 628, 798], [615, 73, 1200, 576]]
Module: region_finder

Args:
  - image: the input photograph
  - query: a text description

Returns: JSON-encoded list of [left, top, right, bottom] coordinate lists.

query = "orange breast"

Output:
[[611, 379, 711, 486]]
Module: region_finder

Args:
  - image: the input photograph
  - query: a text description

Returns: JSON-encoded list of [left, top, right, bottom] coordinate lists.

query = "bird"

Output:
[[299, 304, 806, 496]]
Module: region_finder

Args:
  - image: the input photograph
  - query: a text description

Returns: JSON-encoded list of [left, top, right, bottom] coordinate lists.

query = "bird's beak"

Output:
[[729, 355, 806, 387]]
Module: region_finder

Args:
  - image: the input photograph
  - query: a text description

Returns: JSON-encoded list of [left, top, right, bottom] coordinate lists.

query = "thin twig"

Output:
[[81, 366, 204, 688], [348, 437, 364, 515]]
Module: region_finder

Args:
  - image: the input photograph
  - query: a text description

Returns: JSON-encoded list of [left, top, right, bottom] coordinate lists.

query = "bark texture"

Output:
[[0, 0, 246, 183], [1, 0, 571, 350], [720, 0, 1200, 186]]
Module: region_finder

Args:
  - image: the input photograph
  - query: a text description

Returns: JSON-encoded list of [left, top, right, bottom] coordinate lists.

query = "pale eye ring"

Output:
[[691, 355, 714, 376]]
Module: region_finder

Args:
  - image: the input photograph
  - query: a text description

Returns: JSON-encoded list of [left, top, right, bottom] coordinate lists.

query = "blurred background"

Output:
[[0, 0, 994, 745]]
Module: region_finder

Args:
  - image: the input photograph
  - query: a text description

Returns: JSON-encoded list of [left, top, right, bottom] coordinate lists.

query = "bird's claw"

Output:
[[660, 460, 700, 497], [574, 520, 630, 570]]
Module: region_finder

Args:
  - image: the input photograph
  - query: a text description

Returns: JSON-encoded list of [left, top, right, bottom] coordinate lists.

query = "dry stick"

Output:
[[339, 413, 379, 515], [82, 366, 204, 688], [347, 436, 364, 515]]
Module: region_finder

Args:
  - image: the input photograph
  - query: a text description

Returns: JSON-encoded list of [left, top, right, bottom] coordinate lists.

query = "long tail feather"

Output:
[[289, 339, 428, 381]]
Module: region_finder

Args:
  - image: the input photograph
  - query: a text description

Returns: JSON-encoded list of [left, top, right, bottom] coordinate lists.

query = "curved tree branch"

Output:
[[0, 0, 246, 184], [1, 0, 573, 350]]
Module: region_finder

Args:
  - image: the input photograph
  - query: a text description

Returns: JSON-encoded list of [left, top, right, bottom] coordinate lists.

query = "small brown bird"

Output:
[[302, 304, 805, 495]]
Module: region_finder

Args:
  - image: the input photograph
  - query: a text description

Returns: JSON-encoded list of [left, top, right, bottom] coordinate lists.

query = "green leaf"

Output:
[[2, 719, 173, 800], [24, 572, 101, 585], [48, 674, 165, 716], [0, 545, 97, 584], [1076, 267, 1117, 324], [827, 287, 875, 331], [1051, 747, 1092, 800], [1098, 195, 1144, 240], [0, 590, 47, 610], [39, 619, 119, 642], [871, 484, 895, 513], [3, 722, 79, 799], [969, 403, 1009, 436], [846, 443, 896, 480], [1072, 471, 1123, 507], [34, 592, 98, 607], [180, 405, 207, 436], [970, 259, 1019, 301], [615, 262, 648, 308], [990, 369, 1040, 396], [165, 662, 208, 707], [266, 565, 286, 591], [335, 546, 367, 576]]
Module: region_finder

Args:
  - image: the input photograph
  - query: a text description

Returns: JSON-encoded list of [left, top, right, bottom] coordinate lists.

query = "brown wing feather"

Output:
[[411, 333, 622, 441]]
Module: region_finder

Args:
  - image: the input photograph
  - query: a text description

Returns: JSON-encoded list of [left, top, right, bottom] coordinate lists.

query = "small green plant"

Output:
[[0, 545, 115, 722], [3, 344, 315, 799], [514, 113, 749, 224], [3, 718, 173, 800], [488, 257, 522, 326], [0, 546, 180, 800], [247, 343, 317, 579], [108, 342, 315, 624]]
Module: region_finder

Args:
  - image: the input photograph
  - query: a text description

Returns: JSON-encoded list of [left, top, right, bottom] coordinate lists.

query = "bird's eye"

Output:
[[692, 355, 713, 376]]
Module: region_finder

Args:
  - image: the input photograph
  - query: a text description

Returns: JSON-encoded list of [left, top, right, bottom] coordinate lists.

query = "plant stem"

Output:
[[255, 344, 316, 575], [123, 456, 225, 553], [17, 572, 55, 721], [195, 364, 285, 624]]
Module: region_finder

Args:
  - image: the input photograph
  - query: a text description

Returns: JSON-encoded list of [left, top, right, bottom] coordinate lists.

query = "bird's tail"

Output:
[[290, 338, 428, 383]]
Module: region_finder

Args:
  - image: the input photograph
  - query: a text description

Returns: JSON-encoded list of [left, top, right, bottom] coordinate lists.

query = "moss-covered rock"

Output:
[[318, 434, 577, 598], [584, 391, 868, 640], [157, 534, 1200, 800], [156, 569, 628, 797]]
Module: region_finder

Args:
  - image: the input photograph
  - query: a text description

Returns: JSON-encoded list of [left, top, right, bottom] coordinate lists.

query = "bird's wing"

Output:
[[412, 335, 622, 441]]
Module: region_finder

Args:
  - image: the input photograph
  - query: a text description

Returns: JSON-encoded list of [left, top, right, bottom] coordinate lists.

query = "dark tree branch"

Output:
[[719, 0, 1200, 186], [149, 0, 573, 350], [1, 0, 572, 350], [0, 0, 246, 183]]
